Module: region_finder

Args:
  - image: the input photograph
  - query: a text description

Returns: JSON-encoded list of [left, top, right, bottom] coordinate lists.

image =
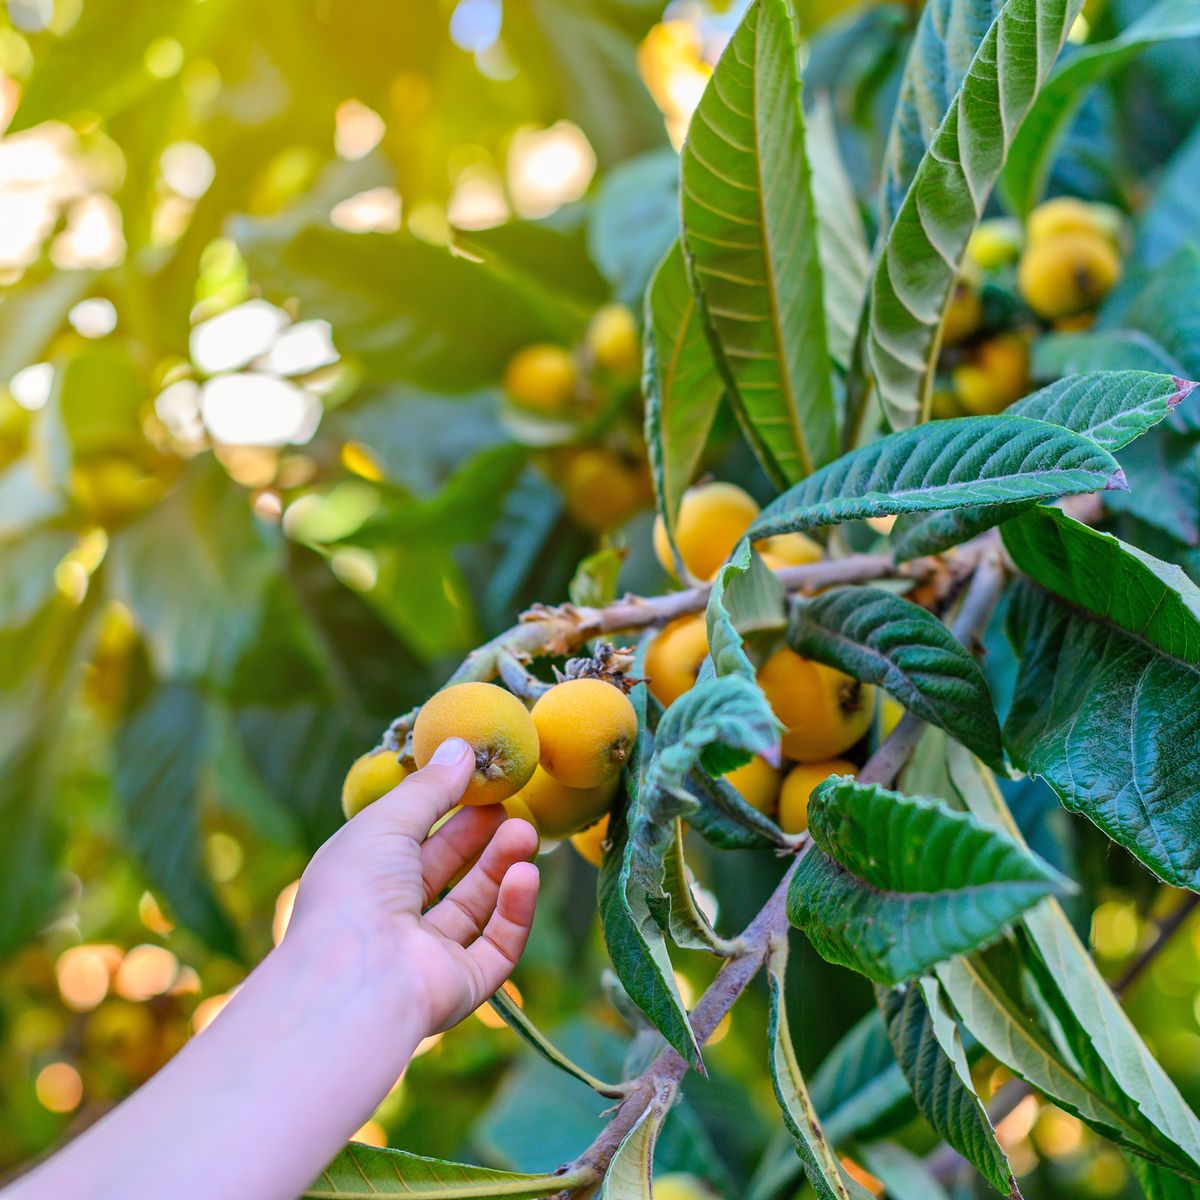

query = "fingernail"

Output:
[[431, 737, 470, 766]]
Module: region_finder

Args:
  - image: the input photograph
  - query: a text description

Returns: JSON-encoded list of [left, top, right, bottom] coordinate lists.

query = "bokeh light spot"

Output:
[[35, 1062, 83, 1114]]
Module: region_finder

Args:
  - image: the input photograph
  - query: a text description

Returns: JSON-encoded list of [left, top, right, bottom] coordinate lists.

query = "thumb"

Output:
[[370, 738, 476, 838]]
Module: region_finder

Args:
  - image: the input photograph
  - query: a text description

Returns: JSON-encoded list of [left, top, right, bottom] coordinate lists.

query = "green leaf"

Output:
[[808, 94, 870, 370], [643, 242, 724, 547], [920, 743, 1200, 1180], [867, 0, 1082, 427], [486, 988, 627, 1099], [788, 778, 1068, 985], [876, 978, 1015, 1198], [706, 540, 787, 682], [109, 457, 279, 685], [1134, 124, 1200, 269], [235, 222, 574, 391], [114, 683, 239, 956], [595, 1083, 673, 1199], [569, 545, 625, 609], [1000, 0, 1200, 217], [0, 529, 75, 630], [53, 345, 145, 459], [655, 818, 730, 954], [591, 150, 681, 309], [890, 371, 1194, 559], [747, 416, 1124, 540], [680, 0, 837, 485], [810, 1010, 916, 1146], [1033, 330, 1189, 382], [767, 939, 863, 1200], [305, 1144, 589, 1198], [1001, 506, 1200, 890], [599, 687, 703, 1069], [786, 585, 1003, 768], [857, 1143, 951, 1200], [684, 767, 790, 851], [1104, 429, 1199, 547], [0, 270, 93, 384]]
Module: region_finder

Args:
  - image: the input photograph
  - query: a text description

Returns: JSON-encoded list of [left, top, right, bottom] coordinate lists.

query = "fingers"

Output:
[[419, 804, 507, 905], [423, 818, 539, 945], [468, 861, 540, 996], [365, 738, 474, 839]]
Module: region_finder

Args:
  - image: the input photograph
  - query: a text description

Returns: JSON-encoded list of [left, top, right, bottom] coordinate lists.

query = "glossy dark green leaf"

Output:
[[114, 683, 239, 956], [876, 979, 1015, 1198], [867, 0, 1081, 427], [748, 416, 1124, 540], [681, 0, 837, 485], [1001, 0, 1200, 217], [1002, 506, 1200, 890], [643, 242, 723, 551], [890, 371, 1193, 559], [788, 778, 1068, 985], [786, 586, 1003, 768]]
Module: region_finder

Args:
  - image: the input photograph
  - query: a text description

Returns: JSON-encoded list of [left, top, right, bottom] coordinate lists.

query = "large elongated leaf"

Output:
[[684, 768, 790, 851], [890, 371, 1194, 559], [767, 940, 863, 1200], [680, 0, 837, 486], [595, 1083, 673, 1199], [599, 686, 703, 1068], [867, 0, 1081, 427], [747, 416, 1124, 541], [876, 979, 1015, 1198], [706, 540, 787, 682], [1001, 506, 1200, 890], [788, 778, 1068, 985], [786, 586, 1003, 768], [1001, 0, 1200, 217], [115, 683, 239, 956], [305, 1144, 588, 1198], [927, 743, 1200, 1179], [643, 242, 724, 546]]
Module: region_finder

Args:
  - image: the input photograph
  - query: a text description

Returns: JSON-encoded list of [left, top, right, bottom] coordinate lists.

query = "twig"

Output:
[[1112, 892, 1200, 995]]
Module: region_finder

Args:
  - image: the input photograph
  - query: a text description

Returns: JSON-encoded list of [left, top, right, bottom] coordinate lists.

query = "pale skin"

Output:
[[4, 737, 540, 1200]]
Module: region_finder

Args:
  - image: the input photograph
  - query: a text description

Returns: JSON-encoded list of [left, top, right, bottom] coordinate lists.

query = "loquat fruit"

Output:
[[653, 481, 760, 581], [503, 344, 577, 415], [645, 613, 708, 707], [778, 758, 857, 835], [757, 648, 874, 762], [1018, 231, 1121, 319], [570, 813, 609, 867], [342, 748, 409, 820], [585, 304, 641, 380], [966, 218, 1022, 269], [562, 448, 649, 532], [928, 388, 963, 420], [724, 755, 781, 816], [412, 682, 540, 805], [514, 765, 617, 840], [940, 280, 983, 346], [879, 694, 905, 740], [753, 531, 822, 567], [532, 678, 638, 789], [951, 332, 1030, 415], [1025, 196, 1109, 246]]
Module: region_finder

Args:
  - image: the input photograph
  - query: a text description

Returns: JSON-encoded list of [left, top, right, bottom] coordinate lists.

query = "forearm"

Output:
[[10, 927, 421, 1200]]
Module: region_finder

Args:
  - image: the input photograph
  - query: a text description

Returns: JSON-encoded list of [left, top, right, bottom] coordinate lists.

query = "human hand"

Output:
[[287, 737, 540, 1036]]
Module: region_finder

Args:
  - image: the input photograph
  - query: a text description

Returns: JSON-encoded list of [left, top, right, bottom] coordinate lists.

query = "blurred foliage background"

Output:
[[0, 0, 1199, 1195]]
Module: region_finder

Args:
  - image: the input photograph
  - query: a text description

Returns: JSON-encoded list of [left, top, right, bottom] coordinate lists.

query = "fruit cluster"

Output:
[[934, 196, 1124, 418], [503, 304, 654, 534]]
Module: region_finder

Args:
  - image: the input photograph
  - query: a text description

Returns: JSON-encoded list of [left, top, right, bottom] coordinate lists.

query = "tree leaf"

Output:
[[787, 777, 1069, 985], [937, 746, 1200, 1178], [684, 767, 790, 851], [747, 416, 1124, 540], [867, 0, 1082, 428], [857, 1143, 951, 1200], [595, 1082, 674, 1199], [109, 457, 279, 686], [1001, 0, 1200, 218], [0, 529, 76, 630], [1001, 506, 1200, 890], [786, 585, 1004, 768], [767, 939, 863, 1200], [599, 686, 703, 1069], [114, 683, 239, 956], [1134, 123, 1200, 270], [680, 0, 837, 486], [808, 94, 870, 370], [810, 1009, 916, 1146], [876, 978, 1016, 1198], [1104, 429, 1199, 547], [486, 988, 627, 1099], [305, 1144, 589, 1199], [706, 539, 787, 681], [654, 818, 730, 954], [643, 242, 724, 547], [890, 371, 1194, 559]]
